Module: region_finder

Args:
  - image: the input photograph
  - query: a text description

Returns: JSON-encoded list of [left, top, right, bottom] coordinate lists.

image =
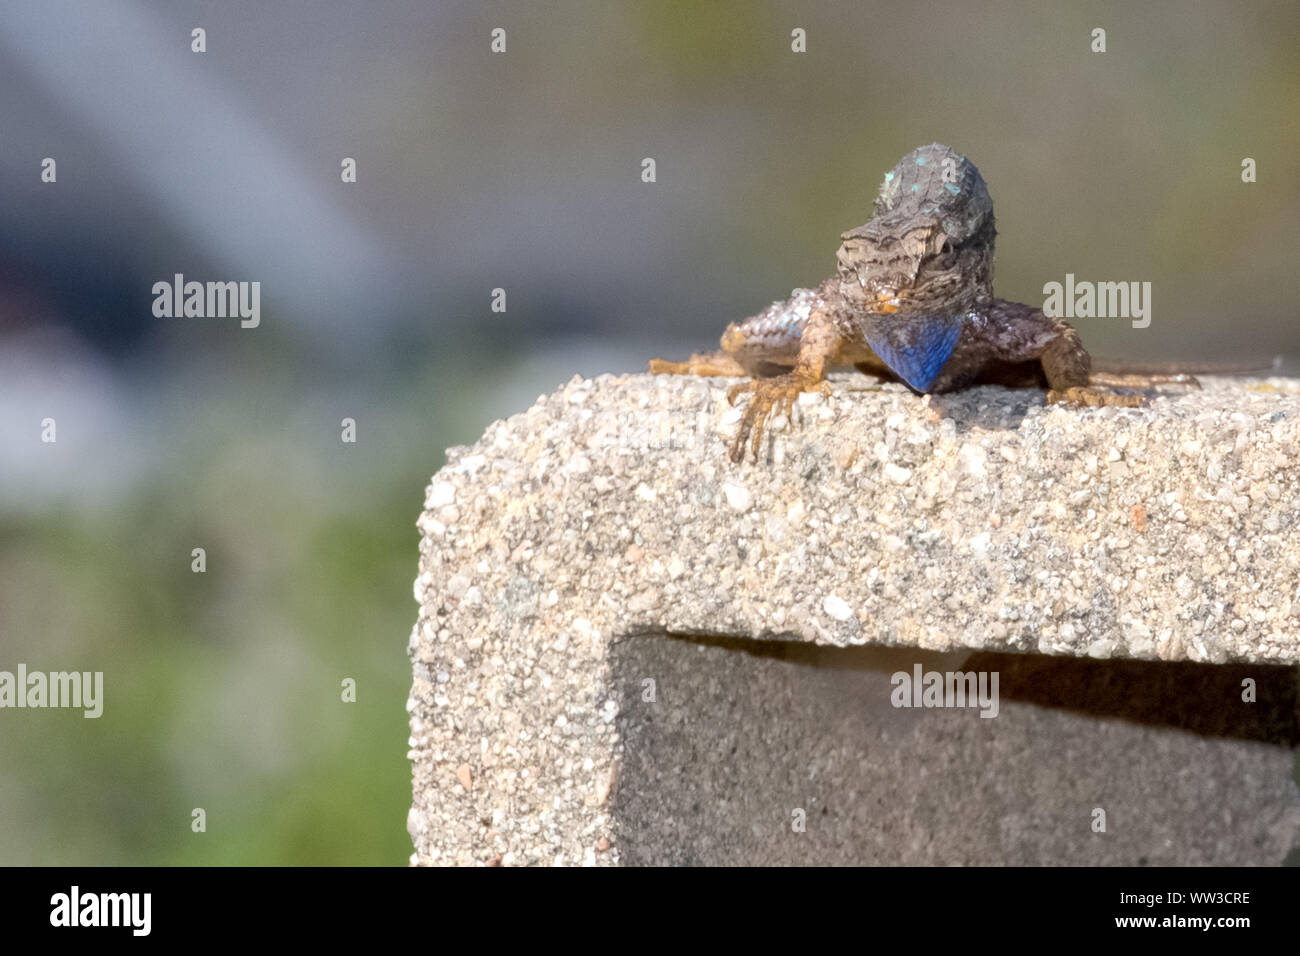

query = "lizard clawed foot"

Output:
[[1046, 386, 1145, 408], [726, 372, 831, 463]]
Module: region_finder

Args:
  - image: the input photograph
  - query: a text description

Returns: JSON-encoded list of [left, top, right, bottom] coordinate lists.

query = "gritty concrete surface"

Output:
[[407, 373, 1300, 865]]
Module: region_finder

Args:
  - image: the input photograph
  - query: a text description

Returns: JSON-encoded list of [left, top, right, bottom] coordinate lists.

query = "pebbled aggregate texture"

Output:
[[407, 373, 1300, 865]]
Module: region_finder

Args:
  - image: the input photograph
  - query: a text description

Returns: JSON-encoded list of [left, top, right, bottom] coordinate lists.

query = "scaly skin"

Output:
[[650, 144, 1181, 462]]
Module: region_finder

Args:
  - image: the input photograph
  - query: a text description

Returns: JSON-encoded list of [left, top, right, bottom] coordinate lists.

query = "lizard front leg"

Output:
[[725, 308, 838, 462], [977, 299, 1144, 407]]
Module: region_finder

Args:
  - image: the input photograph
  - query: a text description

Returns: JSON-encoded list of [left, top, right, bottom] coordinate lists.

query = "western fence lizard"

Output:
[[651, 144, 1192, 462]]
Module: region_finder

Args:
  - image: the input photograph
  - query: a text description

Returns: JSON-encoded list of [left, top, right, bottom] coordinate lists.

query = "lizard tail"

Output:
[[1090, 355, 1283, 377]]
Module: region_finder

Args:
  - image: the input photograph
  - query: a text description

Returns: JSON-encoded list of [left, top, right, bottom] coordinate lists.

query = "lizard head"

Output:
[[833, 145, 998, 392], [835, 144, 996, 315]]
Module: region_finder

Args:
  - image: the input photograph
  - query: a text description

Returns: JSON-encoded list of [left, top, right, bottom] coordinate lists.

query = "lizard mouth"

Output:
[[868, 284, 905, 314], [842, 271, 910, 314]]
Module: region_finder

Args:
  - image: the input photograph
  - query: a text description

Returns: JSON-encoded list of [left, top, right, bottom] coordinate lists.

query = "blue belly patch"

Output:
[[864, 317, 961, 392]]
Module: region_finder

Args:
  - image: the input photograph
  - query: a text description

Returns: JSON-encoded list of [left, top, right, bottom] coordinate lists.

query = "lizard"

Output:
[[650, 143, 1194, 462]]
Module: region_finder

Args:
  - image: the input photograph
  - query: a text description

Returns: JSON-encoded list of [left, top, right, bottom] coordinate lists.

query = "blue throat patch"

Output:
[[863, 316, 962, 392]]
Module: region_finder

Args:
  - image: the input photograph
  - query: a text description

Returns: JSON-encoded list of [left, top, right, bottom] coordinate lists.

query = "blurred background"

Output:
[[0, 0, 1296, 864]]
